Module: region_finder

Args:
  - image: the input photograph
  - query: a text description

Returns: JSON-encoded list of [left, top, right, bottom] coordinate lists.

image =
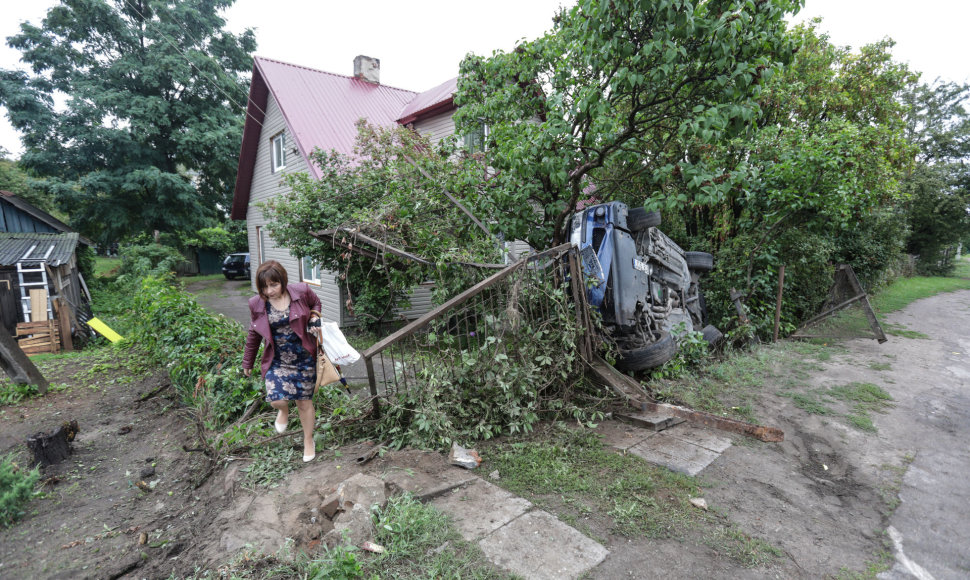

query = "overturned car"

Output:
[[570, 201, 721, 371]]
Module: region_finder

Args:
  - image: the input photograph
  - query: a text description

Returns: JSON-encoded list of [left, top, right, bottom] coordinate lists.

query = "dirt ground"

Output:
[[0, 284, 967, 579]]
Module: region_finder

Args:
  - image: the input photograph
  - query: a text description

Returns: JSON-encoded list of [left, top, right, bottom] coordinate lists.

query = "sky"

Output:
[[1, 0, 968, 158]]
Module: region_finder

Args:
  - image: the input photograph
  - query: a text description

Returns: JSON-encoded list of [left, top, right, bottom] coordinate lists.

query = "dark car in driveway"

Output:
[[570, 201, 720, 371], [222, 252, 251, 280]]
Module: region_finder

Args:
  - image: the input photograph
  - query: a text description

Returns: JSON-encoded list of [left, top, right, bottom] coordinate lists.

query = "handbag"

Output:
[[310, 311, 341, 387]]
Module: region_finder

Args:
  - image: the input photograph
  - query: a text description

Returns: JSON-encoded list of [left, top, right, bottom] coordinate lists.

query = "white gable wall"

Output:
[[246, 93, 344, 324]]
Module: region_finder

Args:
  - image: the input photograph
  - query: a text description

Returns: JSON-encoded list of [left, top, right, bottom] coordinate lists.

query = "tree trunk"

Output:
[[26, 420, 79, 468]]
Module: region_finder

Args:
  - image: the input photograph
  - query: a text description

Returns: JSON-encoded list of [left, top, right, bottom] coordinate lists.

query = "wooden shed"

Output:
[[0, 191, 92, 340]]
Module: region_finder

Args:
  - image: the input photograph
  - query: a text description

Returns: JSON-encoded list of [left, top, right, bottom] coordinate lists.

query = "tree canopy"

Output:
[[0, 0, 255, 243], [453, 0, 803, 247]]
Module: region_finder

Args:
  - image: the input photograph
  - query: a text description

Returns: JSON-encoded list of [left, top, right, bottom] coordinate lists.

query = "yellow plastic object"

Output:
[[86, 317, 123, 343]]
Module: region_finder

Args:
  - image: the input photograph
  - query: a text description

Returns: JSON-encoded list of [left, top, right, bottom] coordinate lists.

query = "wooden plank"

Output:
[[29, 288, 48, 322], [16, 321, 59, 334], [53, 298, 74, 352]]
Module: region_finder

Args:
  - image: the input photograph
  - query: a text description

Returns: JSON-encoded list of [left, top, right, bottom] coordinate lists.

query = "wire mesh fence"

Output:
[[361, 244, 593, 415]]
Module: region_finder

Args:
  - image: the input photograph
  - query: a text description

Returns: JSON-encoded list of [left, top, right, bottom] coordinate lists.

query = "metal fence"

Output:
[[361, 243, 593, 414]]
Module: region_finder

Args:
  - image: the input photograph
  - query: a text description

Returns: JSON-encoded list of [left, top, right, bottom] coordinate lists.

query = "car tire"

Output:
[[685, 251, 714, 272], [224, 274, 233, 280], [701, 324, 723, 346], [615, 331, 678, 371], [627, 208, 661, 232]]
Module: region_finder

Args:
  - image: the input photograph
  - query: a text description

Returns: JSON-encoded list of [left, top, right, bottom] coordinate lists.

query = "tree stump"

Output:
[[26, 420, 79, 467]]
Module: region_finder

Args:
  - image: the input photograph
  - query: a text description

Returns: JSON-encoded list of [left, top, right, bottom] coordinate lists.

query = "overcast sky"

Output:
[[1, 0, 968, 158]]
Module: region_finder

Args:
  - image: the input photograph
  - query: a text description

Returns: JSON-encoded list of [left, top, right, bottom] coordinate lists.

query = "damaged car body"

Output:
[[570, 201, 721, 371]]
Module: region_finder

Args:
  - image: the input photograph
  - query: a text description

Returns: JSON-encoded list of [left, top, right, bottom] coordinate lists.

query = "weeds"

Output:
[[241, 443, 299, 490], [481, 425, 782, 567], [177, 493, 507, 579], [0, 454, 40, 528]]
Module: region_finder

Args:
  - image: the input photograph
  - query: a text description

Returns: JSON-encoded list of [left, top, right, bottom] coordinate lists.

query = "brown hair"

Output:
[[255, 260, 288, 300]]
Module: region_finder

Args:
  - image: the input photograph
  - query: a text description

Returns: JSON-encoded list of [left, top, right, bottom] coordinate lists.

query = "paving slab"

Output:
[[594, 419, 656, 450], [478, 510, 609, 580], [431, 480, 532, 541], [627, 432, 722, 475], [660, 423, 733, 454], [380, 465, 478, 501]]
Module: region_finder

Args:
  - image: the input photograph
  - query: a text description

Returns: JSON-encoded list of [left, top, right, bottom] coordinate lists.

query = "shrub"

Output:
[[129, 275, 261, 428], [0, 454, 40, 528]]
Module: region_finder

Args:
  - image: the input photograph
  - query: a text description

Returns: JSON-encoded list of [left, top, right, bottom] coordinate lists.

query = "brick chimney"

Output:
[[353, 55, 380, 84]]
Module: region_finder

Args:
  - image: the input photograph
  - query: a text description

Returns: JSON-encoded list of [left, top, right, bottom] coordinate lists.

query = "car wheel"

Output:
[[627, 208, 662, 232], [701, 324, 723, 346], [615, 331, 678, 371], [224, 273, 233, 280], [685, 251, 714, 272]]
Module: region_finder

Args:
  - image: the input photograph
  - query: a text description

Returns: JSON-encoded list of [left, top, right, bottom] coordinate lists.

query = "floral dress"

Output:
[[264, 301, 316, 401]]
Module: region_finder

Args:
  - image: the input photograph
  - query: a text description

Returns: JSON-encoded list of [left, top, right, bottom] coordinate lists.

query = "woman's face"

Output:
[[264, 281, 283, 299]]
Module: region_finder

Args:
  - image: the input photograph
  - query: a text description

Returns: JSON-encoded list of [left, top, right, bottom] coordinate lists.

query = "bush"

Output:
[[129, 275, 262, 428], [0, 454, 39, 528], [118, 243, 184, 278]]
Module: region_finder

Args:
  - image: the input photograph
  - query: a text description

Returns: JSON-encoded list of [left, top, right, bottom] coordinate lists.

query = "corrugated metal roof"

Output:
[[397, 77, 458, 124], [257, 57, 418, 179], [0, 232, 80, 267]]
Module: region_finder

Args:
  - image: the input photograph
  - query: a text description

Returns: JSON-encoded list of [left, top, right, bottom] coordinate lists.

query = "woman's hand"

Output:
[[243, 368, 252, 377], [309, 316, 322, 341]]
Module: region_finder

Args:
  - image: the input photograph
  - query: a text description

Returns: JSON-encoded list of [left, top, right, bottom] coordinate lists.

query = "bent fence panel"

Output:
[[361, 244, 593, 415]]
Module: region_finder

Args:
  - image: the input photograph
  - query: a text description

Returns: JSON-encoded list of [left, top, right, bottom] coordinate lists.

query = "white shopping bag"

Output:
[[319, 321, 361, 365]]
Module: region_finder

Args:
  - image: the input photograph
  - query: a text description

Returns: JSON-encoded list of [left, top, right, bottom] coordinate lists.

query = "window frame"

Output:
[[271, 131, 287, 172], [301, 256, 322, 285]]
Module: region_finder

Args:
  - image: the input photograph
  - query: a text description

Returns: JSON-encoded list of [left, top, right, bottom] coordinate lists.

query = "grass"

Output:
[[241, 442, 300, 490], [480, 425, 783, 567], [177, 493, 509, 579], [93, 256, 121, 277], [869, 272, 970, 315]]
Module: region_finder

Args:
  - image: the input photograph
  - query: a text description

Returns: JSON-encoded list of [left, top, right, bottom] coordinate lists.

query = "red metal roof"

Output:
[[231, 56, 421, 219], [397, 77, 458, 125]]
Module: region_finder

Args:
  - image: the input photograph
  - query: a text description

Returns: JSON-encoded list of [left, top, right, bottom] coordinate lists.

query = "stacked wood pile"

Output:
[[14, 289, 74, 355]]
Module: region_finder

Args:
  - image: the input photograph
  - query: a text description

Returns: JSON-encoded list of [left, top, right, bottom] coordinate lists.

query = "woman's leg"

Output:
[[270, 399, 289, 428], [296, 399, 315, 460]]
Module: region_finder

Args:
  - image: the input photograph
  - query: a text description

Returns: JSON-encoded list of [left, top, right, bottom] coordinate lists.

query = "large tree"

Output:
[[900, 80, 970, 273], [453, 0, 802, 248], [0, 0, 255, 243]]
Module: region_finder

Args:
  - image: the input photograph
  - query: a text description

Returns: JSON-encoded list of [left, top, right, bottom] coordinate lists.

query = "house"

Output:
[[230, 55, 464, 326], [0, 191, 92, 335]]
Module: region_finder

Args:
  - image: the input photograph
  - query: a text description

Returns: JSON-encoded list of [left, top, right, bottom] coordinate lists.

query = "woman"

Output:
[[243, 260, 322, 462]]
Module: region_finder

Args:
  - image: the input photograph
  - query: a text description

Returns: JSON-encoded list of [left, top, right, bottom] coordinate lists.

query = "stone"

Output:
[[431, 481, 531, 541], [335, 473, 386, 511], [448, 442, 482, 469], [478, 510, 609, 580], [324, 503, 374, 548]]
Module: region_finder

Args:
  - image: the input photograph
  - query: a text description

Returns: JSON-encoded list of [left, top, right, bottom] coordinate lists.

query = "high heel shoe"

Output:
[[303, 440, 316, 463], [274, 412, 288, 434]]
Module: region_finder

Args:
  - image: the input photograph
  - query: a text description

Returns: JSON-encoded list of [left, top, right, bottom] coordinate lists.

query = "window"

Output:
[[301, 257, 322, 285], [271, 131, 286, 172], [463, 124, 488, 153]]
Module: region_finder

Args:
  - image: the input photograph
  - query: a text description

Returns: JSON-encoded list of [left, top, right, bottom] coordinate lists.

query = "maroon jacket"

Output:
[[243, 283, 323, 378]]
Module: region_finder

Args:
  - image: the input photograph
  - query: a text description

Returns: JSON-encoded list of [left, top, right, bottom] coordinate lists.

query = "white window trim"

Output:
[[271, 131, 286, 172], [255, 225, 264, 265], [463, 124, 489, 153], [301, 256, 322, 285]]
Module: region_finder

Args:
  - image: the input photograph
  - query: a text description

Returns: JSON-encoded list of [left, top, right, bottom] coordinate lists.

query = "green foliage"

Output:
[[128, 275, 260, 428], [264, 121, 500, 328], [0, 383, 39, 406], [0, 454, 40, 528], [455, 0, 800, 245], [898, 80, 970, 274], [375, 282, 599, 449], [0, 153, 55, 212], [652, 327, 710, 379], [118, 243, 184, 278], [183, 223, 248, 255], [0, 0, 256, 243], [242, 443, 299, 490]]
